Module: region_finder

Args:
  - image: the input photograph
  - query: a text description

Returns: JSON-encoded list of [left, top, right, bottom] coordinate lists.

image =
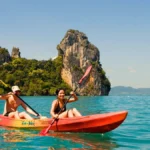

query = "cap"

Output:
[[12, 86, 20, 92]]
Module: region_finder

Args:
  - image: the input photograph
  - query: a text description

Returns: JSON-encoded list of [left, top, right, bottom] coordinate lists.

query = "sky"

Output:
[[0, 0, 150, 88]]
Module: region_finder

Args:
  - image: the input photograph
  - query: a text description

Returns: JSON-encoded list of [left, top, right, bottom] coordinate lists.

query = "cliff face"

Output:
[[0, 47, 11, 65], [11, 47, 21, 58], [0, 47, 21, 65], [57, 29, 110, 95]]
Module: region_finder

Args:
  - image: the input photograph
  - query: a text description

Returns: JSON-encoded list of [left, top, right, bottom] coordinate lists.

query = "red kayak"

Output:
[[0, 111, 128, 133]]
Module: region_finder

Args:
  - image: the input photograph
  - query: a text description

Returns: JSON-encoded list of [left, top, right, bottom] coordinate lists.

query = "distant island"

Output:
[[109, 86, 150, 96]]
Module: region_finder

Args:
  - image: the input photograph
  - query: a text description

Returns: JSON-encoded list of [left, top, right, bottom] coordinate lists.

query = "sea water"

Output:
[[0, 96, 150, 150]]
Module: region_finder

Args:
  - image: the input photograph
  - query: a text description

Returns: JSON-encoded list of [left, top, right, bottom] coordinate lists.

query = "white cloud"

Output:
[[128, 67, 136, 73]]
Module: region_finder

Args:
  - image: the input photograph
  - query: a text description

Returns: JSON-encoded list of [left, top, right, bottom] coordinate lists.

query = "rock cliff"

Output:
[[0, 47, 11, 65], [57, 29, 110, 95], [11, 47, 21, 58]]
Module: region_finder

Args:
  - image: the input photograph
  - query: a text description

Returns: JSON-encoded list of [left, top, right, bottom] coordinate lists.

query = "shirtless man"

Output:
[[0, 85, 39, 120]]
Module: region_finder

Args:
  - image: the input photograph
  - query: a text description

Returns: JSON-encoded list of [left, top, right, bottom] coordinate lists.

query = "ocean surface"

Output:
[[0, 96, 150, 150]]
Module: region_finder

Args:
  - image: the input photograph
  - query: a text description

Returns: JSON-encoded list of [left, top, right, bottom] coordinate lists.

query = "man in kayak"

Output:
[[50, 88, 82, 118], [0, 85, 39, 120]]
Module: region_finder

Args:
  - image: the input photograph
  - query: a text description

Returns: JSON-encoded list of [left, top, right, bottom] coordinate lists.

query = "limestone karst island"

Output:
[[0, 29, 110, 96]]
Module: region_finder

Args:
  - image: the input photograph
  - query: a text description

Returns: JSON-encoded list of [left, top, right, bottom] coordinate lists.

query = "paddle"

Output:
[[0, 80, 40, 117], [15, 94, 40, 117], [39, 65, 92, 135]]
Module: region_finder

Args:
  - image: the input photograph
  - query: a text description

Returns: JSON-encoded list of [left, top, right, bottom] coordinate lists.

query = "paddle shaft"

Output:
[[15, 94, 40, 117]]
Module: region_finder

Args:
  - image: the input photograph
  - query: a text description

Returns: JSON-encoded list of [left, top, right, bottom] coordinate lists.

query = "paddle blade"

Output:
[[0, 80, 10, 88], [39, 129, 49, 136], [39, 119, 55, 136], [39, 125, 51, 136], [78, 65, 92, 84]]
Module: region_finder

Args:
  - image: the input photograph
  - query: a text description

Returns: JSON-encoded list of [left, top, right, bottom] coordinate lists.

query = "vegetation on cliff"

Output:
[[0, 56, 71, 95], [0, 55, 110, 96]]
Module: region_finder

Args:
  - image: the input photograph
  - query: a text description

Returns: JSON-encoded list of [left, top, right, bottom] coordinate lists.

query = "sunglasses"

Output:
[[16, 90, 21, 93]]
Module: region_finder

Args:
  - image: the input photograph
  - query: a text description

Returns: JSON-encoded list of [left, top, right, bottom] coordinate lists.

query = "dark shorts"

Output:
[[4, 112, 11, 116]]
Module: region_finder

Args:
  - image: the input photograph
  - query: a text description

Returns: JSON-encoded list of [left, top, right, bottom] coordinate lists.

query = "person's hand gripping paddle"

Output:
[[39, 65, 92, 135]]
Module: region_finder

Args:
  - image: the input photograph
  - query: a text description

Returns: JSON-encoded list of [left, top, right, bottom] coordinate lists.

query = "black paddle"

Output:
[[15, 94, 40, 117], [39, 65, 92, 135], [0, 80, 40, 117]]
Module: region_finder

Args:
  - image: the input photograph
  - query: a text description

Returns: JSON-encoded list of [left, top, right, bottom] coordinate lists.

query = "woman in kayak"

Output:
[[50, 88, 82, 118], [0, 85, 39, 120]]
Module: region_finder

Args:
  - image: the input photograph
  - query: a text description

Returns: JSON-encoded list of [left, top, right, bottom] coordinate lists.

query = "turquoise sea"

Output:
[[0, 96, 150, 150]]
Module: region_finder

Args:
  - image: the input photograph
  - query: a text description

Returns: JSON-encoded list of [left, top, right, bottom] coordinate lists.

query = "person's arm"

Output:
[[21, 102, 39, 116], [0, 92, 13, 100], [20, 99, 47, 119], [50, 100, 58, 118], [67, 91, 78, 103]]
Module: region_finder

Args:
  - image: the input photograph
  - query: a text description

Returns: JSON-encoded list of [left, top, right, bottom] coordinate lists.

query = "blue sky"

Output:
[[0, 0, 150, 88]]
